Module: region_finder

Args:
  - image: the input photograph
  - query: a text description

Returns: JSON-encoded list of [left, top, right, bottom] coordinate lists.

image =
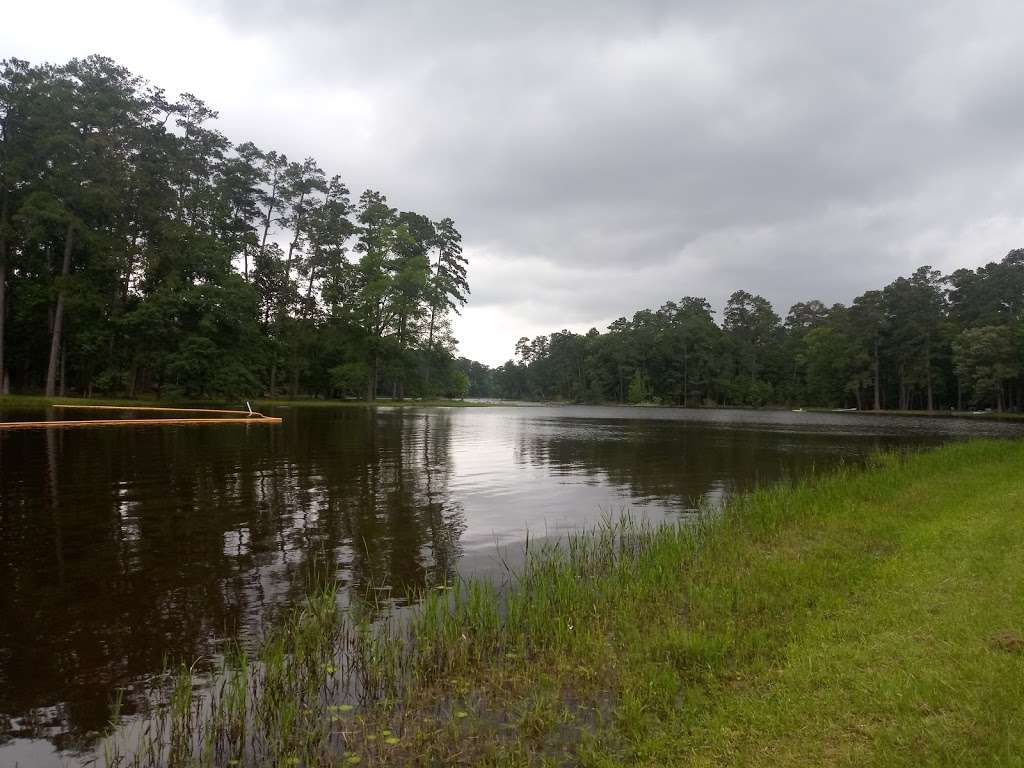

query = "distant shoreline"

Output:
[[0, 394, 494, 410], [4, 393, 1022, 420]]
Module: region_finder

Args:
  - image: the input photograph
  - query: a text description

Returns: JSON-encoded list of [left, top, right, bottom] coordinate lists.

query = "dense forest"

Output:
[[0, 56, 469, 400], [3, 57, 1022, 412], [467, 256, 1024, 412]]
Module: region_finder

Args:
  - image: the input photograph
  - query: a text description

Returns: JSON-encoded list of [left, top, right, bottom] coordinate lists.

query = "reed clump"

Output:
[[102, 514, 688, 766]]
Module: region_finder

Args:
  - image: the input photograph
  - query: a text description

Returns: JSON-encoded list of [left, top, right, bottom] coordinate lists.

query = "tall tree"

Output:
[[722, 290, 781, 405], [0, 58, 35, 394], [281, 157, 327, 282], [848, 290, 886, 410], [953, 326, 1019, 411], [883, 266, 945, 411], [256, 150, 288, 258], [0, 54, 470, 402], [352, 190, 400, 401], [216, 141, 264, 280], [427, 218, 468, 352]]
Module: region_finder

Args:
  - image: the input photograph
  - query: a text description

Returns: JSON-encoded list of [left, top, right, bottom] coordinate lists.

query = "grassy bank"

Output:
[[0, 394, 490, 411], [802, 406, 1024, 421], [252, 397, 492, 408], [104, 440, 1024, 767]]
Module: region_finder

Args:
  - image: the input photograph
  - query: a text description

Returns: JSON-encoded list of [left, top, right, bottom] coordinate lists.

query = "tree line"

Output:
[[466, 255, 1024, 412], [0, 56, 469, 400]]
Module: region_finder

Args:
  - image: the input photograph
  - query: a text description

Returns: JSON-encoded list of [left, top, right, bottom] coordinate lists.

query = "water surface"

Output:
[[1, 404, 1021, 764]]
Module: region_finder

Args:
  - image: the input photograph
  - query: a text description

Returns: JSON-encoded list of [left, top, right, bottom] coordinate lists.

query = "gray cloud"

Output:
[[11, 0, 1024, 363]]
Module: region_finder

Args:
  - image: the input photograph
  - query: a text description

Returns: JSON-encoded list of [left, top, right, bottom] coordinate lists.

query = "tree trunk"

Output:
[[285, 191, 306, 280], [925, 339, 934, 412], [424, 245, 444, 390], [306, 265, 317, 302], [367, 351, 378, 402], [45, 223, 74, 397], [259, 182, 277, 254], [59, 342, 66, 397], [424, 305, 438, 392], [0, 253, 6, 395], [872, 338, 881, 411], [683, 345, 689, 407], [46, 245, 54, 333], [121, 228, 140, 305], [269, 362, 277, 398], [427, 304, 437, 353], [396, 311, 407, 401], [0, 152, 8, 395]]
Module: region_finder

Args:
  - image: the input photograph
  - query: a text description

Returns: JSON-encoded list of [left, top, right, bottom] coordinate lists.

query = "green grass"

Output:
[[100, 440, 1024, 767], [0, 394, 187, 409], [616, 441, 1024, 767]]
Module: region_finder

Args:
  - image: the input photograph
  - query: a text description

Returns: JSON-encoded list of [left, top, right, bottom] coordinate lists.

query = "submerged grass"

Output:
[[99, 440, 1024, 766]]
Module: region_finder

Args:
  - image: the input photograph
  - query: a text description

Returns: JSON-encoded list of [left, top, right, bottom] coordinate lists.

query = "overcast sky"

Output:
[[6, 1, 1024, 364]]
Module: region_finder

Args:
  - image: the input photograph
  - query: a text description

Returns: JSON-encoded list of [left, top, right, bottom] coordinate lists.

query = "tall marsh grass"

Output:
[[98, 514, 702, 767]]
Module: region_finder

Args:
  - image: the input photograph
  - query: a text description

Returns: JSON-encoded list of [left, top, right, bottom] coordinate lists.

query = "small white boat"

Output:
[[832, 407, 858, 412], [791, 408, 804, 413]]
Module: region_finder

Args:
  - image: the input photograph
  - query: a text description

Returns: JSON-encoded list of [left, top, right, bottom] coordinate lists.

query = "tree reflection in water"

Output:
[[0, 407, 465, 750]]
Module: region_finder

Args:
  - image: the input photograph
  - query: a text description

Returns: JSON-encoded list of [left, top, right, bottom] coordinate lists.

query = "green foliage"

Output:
[[485, 255, 1024, 411], [446, 369, 470, 399], [6, 54, 1024, 412], [952, 325, 1020, 410], [329, 361, 369, 397], [627, 369, 650, 404], [0, 56, 469, 402]]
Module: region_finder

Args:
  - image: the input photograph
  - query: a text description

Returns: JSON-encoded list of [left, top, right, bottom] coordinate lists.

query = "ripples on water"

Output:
[[1, 404, 1021, 764]]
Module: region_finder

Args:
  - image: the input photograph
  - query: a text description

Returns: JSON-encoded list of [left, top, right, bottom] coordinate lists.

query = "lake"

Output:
[[1, 403, 1022, 765]]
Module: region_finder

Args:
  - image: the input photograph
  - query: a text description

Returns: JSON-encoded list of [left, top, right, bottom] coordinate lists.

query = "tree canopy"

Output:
[[0, 55, 469, 400], [5, 55, 1023, 413], [471, 253, 1024, 412]]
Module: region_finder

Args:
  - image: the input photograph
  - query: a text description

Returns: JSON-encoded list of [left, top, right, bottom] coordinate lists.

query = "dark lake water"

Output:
[[2, 403, 1022, 765]]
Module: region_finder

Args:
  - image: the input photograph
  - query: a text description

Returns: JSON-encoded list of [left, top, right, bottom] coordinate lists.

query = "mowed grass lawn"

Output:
[[604, 440, 1024, 767]]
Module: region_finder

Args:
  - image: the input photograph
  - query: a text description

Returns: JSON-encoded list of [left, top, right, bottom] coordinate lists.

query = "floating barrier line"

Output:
[[0, 404, 282, 430]]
